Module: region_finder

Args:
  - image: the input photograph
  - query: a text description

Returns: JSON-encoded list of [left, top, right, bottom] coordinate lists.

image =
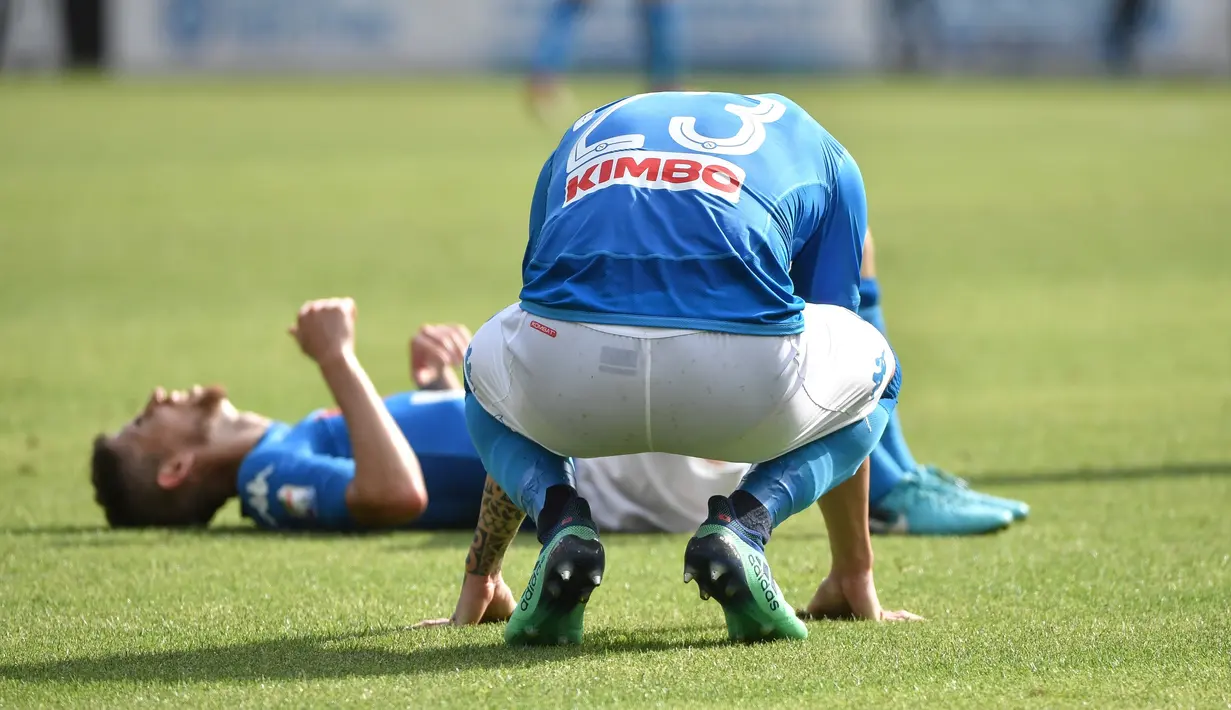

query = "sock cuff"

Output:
[[859, 277, 880, 309], [537, 486, 587, 542], [726, 491, 771, 548]]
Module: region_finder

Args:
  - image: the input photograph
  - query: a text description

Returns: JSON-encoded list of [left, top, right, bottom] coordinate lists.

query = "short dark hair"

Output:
[[90, 435, 224, 527]]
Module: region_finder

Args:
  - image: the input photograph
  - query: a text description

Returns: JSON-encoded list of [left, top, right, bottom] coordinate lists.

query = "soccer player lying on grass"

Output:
[[457, 91, 924, 646], [87, 299, 756, 533], [90, 299, 444, 531]]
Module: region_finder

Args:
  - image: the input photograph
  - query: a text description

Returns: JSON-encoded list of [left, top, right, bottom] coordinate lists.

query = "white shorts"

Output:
[[465, 303, 896, 464], [575, 454, 752, 534]]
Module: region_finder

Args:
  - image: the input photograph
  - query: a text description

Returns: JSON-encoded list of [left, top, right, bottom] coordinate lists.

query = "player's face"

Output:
[[110, 385, 230, 458]]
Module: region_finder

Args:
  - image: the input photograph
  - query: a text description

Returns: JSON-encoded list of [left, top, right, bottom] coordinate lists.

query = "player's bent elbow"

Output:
[[392, 487, 429, 522], [347, 482, 428, 528]]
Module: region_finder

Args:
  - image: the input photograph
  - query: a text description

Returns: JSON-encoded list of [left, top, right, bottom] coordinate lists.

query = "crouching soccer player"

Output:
[[461, 91, 920, 645]]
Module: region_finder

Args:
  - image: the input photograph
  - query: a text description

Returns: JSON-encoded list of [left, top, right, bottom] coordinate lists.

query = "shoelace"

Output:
[[891, 474, 968, 510], [918, 465, 972, 490]]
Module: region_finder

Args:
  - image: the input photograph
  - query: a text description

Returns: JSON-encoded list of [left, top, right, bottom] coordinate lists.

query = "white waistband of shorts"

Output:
[[576, 321, 701, 339]]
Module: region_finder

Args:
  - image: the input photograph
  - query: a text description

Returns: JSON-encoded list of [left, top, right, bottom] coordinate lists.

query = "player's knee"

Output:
[[828, 404, 894, 485]]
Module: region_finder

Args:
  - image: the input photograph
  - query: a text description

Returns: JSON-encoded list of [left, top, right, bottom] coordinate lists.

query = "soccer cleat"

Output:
[[870, 471, 1013, 536], [683, 496, 807, 643], [918, 465, 1030, 521], [505, 501, 605, 646]]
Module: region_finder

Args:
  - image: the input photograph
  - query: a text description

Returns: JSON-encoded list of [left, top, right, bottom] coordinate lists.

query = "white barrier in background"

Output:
[[1140, 0, 1231, 73], [1, 0, 66, 72], [920, 0, 1231, 74], [106, 0, 880, 74], [106, 0, 1228, 76]]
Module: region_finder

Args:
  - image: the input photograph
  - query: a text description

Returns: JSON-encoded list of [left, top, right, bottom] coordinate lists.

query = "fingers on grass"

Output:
[[796, 608, 856, 622]]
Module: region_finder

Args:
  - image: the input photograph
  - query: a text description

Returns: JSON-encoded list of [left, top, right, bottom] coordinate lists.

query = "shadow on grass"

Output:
[[5, 461, 1227, 540], [200, 524, 403, 539], [0, 625, 727, 684], [971, 460, 1231, 486], [0, 525, 110, 536], [199, 526, 482, 551], [1, 524, 470, 546]]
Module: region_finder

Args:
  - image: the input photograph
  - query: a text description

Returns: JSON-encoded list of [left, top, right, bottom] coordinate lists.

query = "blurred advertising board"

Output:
[[106, 0, 1228, 75], [897, 0, 1231, 74], [106, 0, 878, 74]]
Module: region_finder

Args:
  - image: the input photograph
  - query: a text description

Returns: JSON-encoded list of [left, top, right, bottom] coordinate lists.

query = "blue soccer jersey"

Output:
[[236, 391, 487, 530], [519, 91, 868, 336]]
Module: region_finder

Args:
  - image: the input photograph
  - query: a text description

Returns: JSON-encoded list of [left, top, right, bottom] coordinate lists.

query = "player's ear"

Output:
[[156, 452, 196, 490]]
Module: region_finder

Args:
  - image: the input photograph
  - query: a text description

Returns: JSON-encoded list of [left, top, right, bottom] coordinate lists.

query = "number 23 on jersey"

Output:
[[562, 93, 787, 206]]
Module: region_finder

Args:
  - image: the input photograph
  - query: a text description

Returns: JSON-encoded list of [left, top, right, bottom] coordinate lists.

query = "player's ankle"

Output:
[[727, 490, 771, 547], [536, 486, 592, 542]]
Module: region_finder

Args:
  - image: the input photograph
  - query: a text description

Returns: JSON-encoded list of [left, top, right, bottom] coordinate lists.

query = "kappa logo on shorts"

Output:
[[563, 150, 745, 206], [872, 351, 887, 387], [529, 320, 557, 338]]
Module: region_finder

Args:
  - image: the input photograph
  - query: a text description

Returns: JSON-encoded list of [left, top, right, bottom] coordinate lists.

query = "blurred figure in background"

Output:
[[1104, 0, 1150, 74], [883, 0, 938, 73], [0, 1, 10, 54], [528, 0, 683, 120]]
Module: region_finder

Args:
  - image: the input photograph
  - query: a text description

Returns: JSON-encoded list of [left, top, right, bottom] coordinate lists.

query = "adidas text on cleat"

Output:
[[505, 520, 604, 646], [683, 499, 807, 643]]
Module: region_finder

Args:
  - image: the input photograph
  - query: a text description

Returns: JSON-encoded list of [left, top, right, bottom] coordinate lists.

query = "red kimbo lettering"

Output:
[[565, 150, 745, 205]]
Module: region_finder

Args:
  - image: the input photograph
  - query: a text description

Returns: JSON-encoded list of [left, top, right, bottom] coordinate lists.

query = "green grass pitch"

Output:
[[1, 77, 1229, 708]]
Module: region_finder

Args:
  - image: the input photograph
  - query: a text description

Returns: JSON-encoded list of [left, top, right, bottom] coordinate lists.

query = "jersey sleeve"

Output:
[[788, 152, 867, 311], [522, 152, 556, 273], [239, 452, 356, 530]]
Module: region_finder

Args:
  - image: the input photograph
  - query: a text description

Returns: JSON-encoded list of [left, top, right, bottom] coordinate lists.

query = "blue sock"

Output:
[[531, 0, 587, 78], [868, 445, 905, 505], [879, 409, 919, 471], [638, 0, 682, 89], [736, 401, 894, 533], [464, 392, 574, 520], [858, 277, 920, 477]]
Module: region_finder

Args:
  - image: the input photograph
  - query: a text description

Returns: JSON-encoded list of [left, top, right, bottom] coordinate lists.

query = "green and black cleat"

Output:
[[505, 503, 605, 646], [683, 496, 808, 643]]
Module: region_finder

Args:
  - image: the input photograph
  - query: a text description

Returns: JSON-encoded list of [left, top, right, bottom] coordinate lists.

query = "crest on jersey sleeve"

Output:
[[276, 485, 317, 519]]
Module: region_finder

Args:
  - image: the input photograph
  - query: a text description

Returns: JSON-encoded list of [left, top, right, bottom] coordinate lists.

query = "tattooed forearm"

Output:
[[464, 476, 526, 576]]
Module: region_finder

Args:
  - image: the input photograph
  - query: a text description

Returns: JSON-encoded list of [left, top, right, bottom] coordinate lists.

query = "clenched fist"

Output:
[[289, 298, 357, 366]]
